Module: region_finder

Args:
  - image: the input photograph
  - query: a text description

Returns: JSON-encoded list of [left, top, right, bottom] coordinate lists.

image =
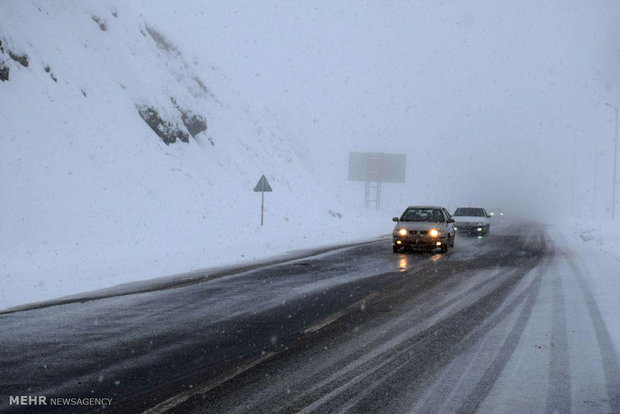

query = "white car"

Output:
[[489, 208, 505, 221], [452, 207, 491, 235]]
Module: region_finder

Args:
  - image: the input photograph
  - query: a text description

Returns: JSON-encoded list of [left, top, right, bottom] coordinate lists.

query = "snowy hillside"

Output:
[[0, 1, 388, 309]]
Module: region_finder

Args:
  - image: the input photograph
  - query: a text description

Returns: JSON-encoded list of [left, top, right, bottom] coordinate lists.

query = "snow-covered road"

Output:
[[0, 220, 619, 413]]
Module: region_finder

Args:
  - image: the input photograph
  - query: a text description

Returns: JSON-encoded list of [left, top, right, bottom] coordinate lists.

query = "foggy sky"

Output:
[[139, 0, 620, 219]]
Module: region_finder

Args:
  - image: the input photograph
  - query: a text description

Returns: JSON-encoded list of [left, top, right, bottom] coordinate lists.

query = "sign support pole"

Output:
[[253, 174, 272, 226]]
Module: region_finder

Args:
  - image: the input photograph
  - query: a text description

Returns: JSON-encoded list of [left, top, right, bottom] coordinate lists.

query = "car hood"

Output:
[[453, 216, 488, 223], [394, 222, 447, 231]]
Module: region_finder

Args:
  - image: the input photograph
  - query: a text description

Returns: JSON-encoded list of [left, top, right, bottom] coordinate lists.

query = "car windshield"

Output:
[[401, 208, 444, 222], [453, 208, 486, 217]]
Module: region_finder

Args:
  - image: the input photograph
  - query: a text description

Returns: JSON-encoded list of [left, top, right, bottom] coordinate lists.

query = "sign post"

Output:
[[253, 175, 272, 225]]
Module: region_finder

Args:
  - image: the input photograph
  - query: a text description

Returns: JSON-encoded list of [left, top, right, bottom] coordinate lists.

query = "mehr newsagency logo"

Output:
[[9, 395, 113, 407]]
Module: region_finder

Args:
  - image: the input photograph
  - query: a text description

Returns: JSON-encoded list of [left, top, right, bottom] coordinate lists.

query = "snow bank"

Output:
[[565, 219, 620, 358], [0, 1, 394, 310], [570, 219, 620, 261]]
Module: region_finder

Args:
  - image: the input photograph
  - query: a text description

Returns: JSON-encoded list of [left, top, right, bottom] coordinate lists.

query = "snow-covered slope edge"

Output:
[[571, 220, 620, 262], [0, 1, 389, 309]]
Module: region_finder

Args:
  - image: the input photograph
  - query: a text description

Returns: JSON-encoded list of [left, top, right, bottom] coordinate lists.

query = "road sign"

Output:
[[253, 175, 272, 192], [348, 152, 406, 209], [253, 175, 272, 225], [348, 152, 406, 183]]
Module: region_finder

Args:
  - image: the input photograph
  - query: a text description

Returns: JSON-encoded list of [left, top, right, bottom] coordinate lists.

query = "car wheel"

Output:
[[393, 245, 400, 253]]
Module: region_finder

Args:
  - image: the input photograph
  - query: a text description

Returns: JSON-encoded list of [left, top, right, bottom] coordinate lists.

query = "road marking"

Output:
[[142, 351, 278, 414], [144, 232, 530, 413], [274, 255, 543, 413], [143, 293, 381, 413], [303, 293, 379, 335]]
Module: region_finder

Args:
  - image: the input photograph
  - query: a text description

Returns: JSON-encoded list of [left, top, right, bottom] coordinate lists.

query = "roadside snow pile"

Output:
[[571, 220, 620, 261], [0, 1, 391, 310], [563, 219, 620, 362]]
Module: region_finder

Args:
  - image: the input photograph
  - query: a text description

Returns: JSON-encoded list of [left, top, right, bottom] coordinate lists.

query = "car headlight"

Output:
[[429, 228, 439, 238], [399, 228, 408, 236]]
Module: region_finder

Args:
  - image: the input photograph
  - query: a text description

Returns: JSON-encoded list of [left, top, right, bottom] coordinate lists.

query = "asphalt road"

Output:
[[1, 220, 618, 413]]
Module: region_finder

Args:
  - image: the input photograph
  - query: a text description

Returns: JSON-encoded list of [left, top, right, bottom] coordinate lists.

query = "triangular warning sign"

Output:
[[253, 175, 272, 192]]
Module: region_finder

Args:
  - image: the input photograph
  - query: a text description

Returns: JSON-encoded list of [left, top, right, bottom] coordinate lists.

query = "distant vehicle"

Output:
[[488, 208, 505, 220], [452, 207, 491, 235], [392, 206, 455, 253]]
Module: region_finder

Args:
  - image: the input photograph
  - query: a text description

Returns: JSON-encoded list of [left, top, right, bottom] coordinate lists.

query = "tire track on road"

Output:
[[450, 249, 548, 414], [411, 246, 548, 414], [544, 258, 571, 414], [190, 238, 528, 414], [140, 227, 547, 414], [309, 253, 545, 413], [564, 250, 620, 413]]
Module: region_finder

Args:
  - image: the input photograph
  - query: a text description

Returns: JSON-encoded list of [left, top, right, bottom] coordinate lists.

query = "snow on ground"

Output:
[[478, 220, 620, 413], [568, 218, 620, 354], [566, 219, 620, 352], [0, 1, 398, 310], [571, 219, 620, 262]]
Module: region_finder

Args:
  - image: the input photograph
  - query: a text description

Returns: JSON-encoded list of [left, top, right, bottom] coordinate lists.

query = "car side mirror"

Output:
[[448, 218, 455, 223], [487, 215, 492, 218], [392, 217, 399, 222]]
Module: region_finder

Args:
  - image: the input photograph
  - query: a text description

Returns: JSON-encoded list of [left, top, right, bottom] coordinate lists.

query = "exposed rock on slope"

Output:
[[91, 15, 108, 31], [181, 110, 207, 137], [0, 62, 8, 81], [8, 50, 28, 67], [171, 97, 207, 137], [145, 25, 175, 53], [0, 0, 366, 310], [137, 105, 189, 145]]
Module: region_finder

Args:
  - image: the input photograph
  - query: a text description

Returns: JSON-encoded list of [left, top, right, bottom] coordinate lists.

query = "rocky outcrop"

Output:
[[137, 105, 189, 145], [91, 16, 107, 31], [8, 51, 28, 67], [0, 62, 8, 81], [170, 97, 207, 137], [171, 97, 207, 137], [0, 40, 6, 80], [181, 111, 207, 137], [44, 65, 57, 82], [145, 25, 174, 52]]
